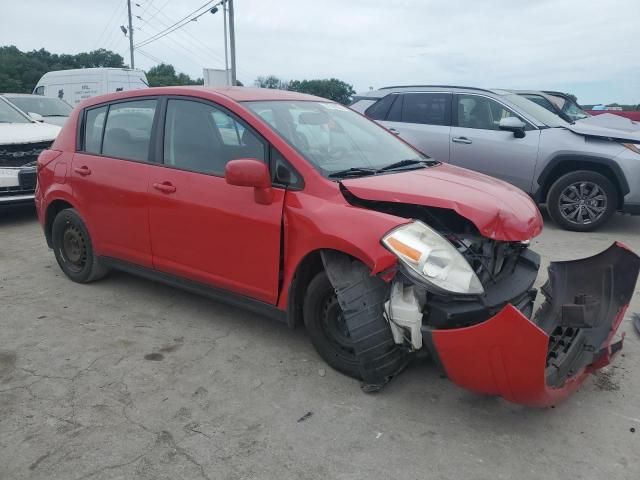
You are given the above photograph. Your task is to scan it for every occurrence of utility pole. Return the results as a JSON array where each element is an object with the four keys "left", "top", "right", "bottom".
[
  {"left": 228, "top": 0, "right": 236, "bottom": 85},
  {"left": 127, "top": 0, "right": 135, "bottom": 69},
  {"left": 223, "top": 0, "right": 230, "bottom": 85}
]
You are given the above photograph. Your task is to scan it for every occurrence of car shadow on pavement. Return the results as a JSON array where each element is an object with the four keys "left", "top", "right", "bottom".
[{"left": 0, "top": 205, "right": 38, "bottom": 226}]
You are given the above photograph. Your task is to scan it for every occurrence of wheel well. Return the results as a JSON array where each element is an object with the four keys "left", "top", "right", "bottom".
[
  {"left": 539, "top": 160, "right": 624, "bottom": 207},
  {"left": 286, "top": 251, "right": 325, "bottom": 329},
  {"left": 44, "top": 200, "right": 73, "bottom": 247}
]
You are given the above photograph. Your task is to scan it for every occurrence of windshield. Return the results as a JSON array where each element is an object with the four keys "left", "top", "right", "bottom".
[
  {"left": 244, "top": 100, "right": 427, "bottom": 176},
  {"left": 560, "top": 98, "right": 589, "bottom": 121},
  {"left": 503, "top": 94, "right": 570, "bottom": 128},
  {"left": 0, "top": 98, "right": 31, "bottom": 123},
  {"left": 7, "top": 96, "right": 72, "bottom": 117}
]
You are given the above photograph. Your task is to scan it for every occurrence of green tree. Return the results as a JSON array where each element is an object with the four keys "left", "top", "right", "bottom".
[
  {"left": 287, "top": 78, "right": 355, "bottom": 105},
  {"left": 255, "top": 75, "right": 289, "bottom": 90},
  {"left": 146, "top": 63, "right": 202, "bottom": 87},
  {"left": 0, "top": 45, "right": 125, "bottom": 93}
]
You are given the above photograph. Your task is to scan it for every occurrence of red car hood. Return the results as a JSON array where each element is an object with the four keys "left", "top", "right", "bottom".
[{"left": 341, "top": 163, "right": 543, "bottom": 242}]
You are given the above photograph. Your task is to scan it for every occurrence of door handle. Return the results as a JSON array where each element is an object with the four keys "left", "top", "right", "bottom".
[
  {"left": 388, "top": 127, "right": 400, "bottom": 135},
  {"left": 452, "top": 137, "right": 472, "bottom": 144},
  {"left": 74, "top": 166, "right": 91, "bottom": 176},
  {"left": 153, "top": 182, "right": 176, "bottom": 194}
]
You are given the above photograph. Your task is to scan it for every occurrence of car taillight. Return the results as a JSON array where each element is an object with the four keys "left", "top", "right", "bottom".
[{"left": 37, "top": 149, "right": 63, "bottom": 172}]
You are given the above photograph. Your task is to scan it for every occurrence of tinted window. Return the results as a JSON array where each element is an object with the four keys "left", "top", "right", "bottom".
[
  {"left": 163, "top": 99, "right": 265, "bottom": 176},
  {"left": 521, "top": 94, "right": 556, "bottom": 112},
  {"left": 83, "top": 106, "right": 107, "bottom": 154},
  {"left": 400, "top": 93, "right": 451, "bottom": 126},
  {"left": 364, "top": 94, "right": 397, "bottom": 120},
  {"left": 457, "top": 95, "right": 523, "bottom": 130},
  {"left": 102, "top": 99, "right": 157, "bottom": 161}
]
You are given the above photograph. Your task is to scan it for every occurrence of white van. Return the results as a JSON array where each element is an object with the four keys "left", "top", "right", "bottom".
[{"left": 33, "top": 68, "right": 149, "bottom": 106}]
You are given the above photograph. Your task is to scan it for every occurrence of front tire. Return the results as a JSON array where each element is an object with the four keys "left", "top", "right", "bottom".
[
  {"left": 546, "top": 170, "right": 617, "bottom": 231},
  {"left": 51, "top": 208, "right": 108, "bottom": 283}
]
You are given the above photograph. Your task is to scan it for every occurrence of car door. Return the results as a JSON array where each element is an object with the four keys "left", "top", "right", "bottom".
[
  {"left": 147, "top": 97, "right": 285, "bottom": 304},
  {"left": 449, "top": 94, "right": 541, "bottom": 193},
  {"left": 377, "top": 92, "right": 452, "bottom": 162},
  {"left": 71, "top": 98, "right": 158, "bottom": 267}
]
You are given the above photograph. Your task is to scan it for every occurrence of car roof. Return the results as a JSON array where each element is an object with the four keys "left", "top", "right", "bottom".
[
  {"left": 354, "top": 85, "right": 506, "bottom": 99},
  {"left": 78, "top": 86, "right": 328, "bottom": 109}
]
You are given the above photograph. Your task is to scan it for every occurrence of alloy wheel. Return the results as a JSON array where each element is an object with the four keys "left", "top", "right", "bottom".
[{"left": 558, "top": 181, "right": 607, "bottom": 225}]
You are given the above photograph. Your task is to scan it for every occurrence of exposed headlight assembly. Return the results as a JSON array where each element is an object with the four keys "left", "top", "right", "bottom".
[{"left": 382, "top": 221, "right": 484, "bottom": 295}]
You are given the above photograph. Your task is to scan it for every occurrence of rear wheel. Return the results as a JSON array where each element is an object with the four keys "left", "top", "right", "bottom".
[
  {"left": 51, "top": 208, "right": 108, "bottom": 283},
  {"left": 547, "top": 170, "right": 617, "bottom": 231}
]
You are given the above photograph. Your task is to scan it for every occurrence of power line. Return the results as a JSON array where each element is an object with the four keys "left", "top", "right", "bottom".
[
  {"left": 136, "top": 24, "right": 213, "bottom": 72},
  {"left": 134, "top": 0, "right": 219, "bottom": 49},
  {"left": 94, "top": 0, "right": 126, "bottom": 50},
  {"left": 139, "top": 1, "right": 227, "bottom": 67}
]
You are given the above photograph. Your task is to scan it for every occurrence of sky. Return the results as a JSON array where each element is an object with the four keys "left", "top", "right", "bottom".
[{"left": 2, "top": 0, "right": 639, "bottom": 105}]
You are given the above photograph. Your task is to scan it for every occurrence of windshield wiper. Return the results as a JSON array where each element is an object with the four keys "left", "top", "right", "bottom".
[
  {"left": 379, "top": 158, "right": 435, "bottom": 171},
  {"left": 328, "top": 167, "right": 378, "bottom": 178}
]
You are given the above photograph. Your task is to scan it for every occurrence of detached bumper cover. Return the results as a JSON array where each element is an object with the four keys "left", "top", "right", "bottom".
[{"left": 427, "top": 243, "right": 640, "bottom": 407}]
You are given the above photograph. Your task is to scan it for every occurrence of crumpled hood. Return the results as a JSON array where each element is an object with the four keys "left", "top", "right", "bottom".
[
  {"left": 568, "top": 114, "right": 640, "bottom": 142},
  {"left": 341, "top": 163, "right": 543, "bottom": 241},
  {"left": 0, "top": 122, "right": 61, "bottom": 145}
]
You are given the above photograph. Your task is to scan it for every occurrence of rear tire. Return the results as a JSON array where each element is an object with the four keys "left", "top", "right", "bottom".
[
  {"left": 51, "top": 208, "right": 108, "bottom": 283},
  {"left": 546, "top": 170, "right": 617, "bottom": 231}
]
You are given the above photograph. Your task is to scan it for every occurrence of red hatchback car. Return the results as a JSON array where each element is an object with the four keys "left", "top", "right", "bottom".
[{"left": 36, "top": 87, "right": 639, "bottom": 407}]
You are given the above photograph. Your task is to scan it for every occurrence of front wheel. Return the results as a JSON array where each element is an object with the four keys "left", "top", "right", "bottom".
[
  {"left": 51, "top": 208, "right": 108, "bottom": 283},
  {"left": 546, "top": 170, "right": 617, "bottom": 231}
]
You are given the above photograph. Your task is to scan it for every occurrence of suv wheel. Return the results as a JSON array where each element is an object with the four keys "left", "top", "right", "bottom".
[
  {"left": 546, "top": 170, "right": 617, "bottom": 231},
  {"left": 51, "top": 208, "right": 108, "bottom": 283}
]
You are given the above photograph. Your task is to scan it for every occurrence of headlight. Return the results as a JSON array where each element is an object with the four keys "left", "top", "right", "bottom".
[{"left": 382, "top": 221, "right": 484, "bottom": 295}]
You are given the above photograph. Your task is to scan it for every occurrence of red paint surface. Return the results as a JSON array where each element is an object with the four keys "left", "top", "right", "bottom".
[
  {"left": 342, "top": 163, "right": 543, "bottom": 241},
  {"left": 432, "top": 304, "right": 628, "bottom": 407},
  {"left": 586, "top": 110, "right": 640, "bottom": 122}
]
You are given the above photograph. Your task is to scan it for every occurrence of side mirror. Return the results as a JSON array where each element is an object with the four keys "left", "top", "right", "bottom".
[
  {"left": 499, "top": 117, "right": 527, "bottom": 138},
  {"left": 225, "top": 159, "right": 273, "bottom": 205},
  {"left": 28, "top": 112, "right": 45, "bottom": 122}
]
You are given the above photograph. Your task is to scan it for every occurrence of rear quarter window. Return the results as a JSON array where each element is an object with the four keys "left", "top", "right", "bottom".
[{"left": 83, "top": 106, "right": 108, "bottom": 154}]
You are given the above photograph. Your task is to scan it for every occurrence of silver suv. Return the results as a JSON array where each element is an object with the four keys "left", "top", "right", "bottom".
[{"left": 351, "top": 86, "right": 640, "bottom": 231}]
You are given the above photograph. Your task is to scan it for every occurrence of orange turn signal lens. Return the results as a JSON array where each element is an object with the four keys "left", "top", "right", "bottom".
[{"left": 386, "top": 237, "right": 422, "bottom": 263}]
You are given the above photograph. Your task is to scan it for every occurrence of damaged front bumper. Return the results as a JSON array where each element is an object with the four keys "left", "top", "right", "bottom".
[{"left": 422, "top": 243, "right": 640, "bottom": 407}]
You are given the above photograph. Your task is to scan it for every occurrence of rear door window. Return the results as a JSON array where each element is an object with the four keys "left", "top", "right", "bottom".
[
  {"left": 101, "top": 99, "right": 157, "bottom": 162},
  {"left": 399, "top": 93, "right": 451, "bottom": 126}
]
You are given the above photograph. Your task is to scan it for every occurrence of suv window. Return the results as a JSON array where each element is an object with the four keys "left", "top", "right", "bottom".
[
  {"left": 364, "top": 94, "right": 397, "bottom": 120},
  {"left": 457, "top": 95, "right": 524, "bottom": 130},
  {"left": 83, "top": 105, "right": 108, "bottom": 154},
  {"left": 101, "top": 99, "right": 157, "bottom": 161},
  {"left": 521, "top": 94, "right": 556, "bottom": 113},
  {"left": 163, "top": 99, "right": 265, "bottom": 176},
  {"left": 397, "top": 93, "right": 451, "bottom": 126}
]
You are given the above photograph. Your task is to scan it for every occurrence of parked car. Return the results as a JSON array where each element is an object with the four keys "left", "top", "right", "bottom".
[
  {"left": 2, "top": 93, "right": 72, "bottom": 126},
  {"left": 0, "top": 96, "right": 60, "bottom": 206},
  {"left": 36, "top": 87, "right": 639, "bottom": 407},
  {"left": 33, "top": 67, "right": 148, "bottom": 106},
  {"left": 511, "top": 90, "right": 589, "bottom": 122},
  {"left": 350, "top": 86, "right": 640, "bottom": 231}
]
